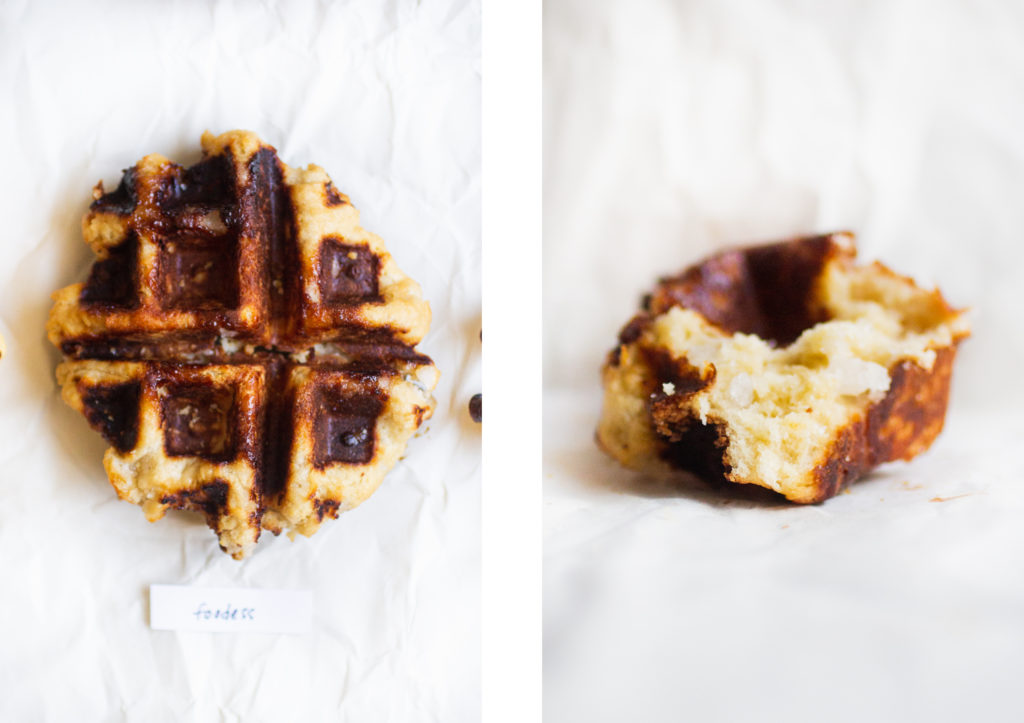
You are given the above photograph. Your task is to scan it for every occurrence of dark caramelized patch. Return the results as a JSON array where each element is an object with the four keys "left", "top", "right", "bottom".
[
  {"left": 161, "top": 383, "right": 237, "bottom": 460},
  {"left": 658, "top": 417, "right": 731, "bottom": 485},
  {"left": 306, "top": 333, "right": 434, "bottom": 368},
  {"left": 618, "top": 312, "right": 653, "bottom": 346},
  {"left": 865, "top": 347, "right": 956, "bottom": 464},
  {"left": 161, "top": 481, "right": 229, "bottom": 522},
  {"left": 163, "top": 153, "right": 236, "bottom": 211},
  {"left": 324, "top": 182, "right": 346, "bottom": 206},
  {"left": 260, "top": 356, "right": 292, "bottom": 500},
  {"left": 81, "top": 382, "right": 141, "bottom": 452},
  {"left": 80, "top": 233, "right": 140, "bottom": 309},
  {"left": 647, "top": 234, "right": 838, "bottom": 346},
  {"left": 811, "top": 422, "right": 868, "bottom": 503},
  {"left": 744, "top": 236, "right": 836, "bottom": 345},
  {"left": 61, "top": 332, "right": 220, "bottom": 361},
  {"left": 314, "top": 498, "right": 341, "bottom": 521},
  {"left": 320, "top": 239, "right": 380, "bottom": 304},
  {"left": 245, "top": 147, "right": 296, "bottom": 324},
  {"left": 313, "top": 384, "right": 386, "bottom": 467},
  {"left": 642, "top": 348, "right": 716, "bottom": 399},
  {"left": 91, "top": 168, "right": 137, "bottom": 214},
  {"left": 158, "top": 234, "right": 238, "bottom": 310},
  {"left": 648, "top": 250, "right": 765, "bottom": 337},
  {"left": 654, "top": 412, "right": 790, "bottom": 503}
]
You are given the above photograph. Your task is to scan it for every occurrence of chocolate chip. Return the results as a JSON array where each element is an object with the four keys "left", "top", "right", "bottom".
[{"left": 469, "top": 393, "right": 482, "bottom": 423}]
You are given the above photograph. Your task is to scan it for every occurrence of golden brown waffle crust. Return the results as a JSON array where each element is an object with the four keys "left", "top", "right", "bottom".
[
  {"left": 597, "top": 232, "right": 970, "bottom": 503},
  {"left": 49, "top": 130, "right": 439, "bottom": 558}
]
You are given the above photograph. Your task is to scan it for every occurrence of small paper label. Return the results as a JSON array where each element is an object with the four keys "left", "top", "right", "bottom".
[{"left": 150, "top": 584, "right": 312, "bottom": 634}]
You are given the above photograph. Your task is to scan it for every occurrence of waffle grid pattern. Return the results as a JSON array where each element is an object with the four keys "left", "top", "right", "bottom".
[{"left": 49, "top": 131, "right": 438, "bottom": 558}]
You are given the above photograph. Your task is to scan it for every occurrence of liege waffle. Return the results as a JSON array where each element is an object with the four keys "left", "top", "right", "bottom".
[{"left": 49, "top": 130, "right": 438, "bottom": 558}]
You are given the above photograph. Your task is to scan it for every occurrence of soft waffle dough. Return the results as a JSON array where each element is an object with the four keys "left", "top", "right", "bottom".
[
  {"left": 598, "top": 233, "right": 969, "bottom": 503},
  {"left": 48, "top": 130, "right": 439, "bottom": 558}
]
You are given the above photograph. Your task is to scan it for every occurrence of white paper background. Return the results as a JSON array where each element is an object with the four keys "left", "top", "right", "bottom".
[
  {"left": 544, "top": 1, "right": 1024, "bottom": 721},
  {"left": 0, "top": 1, "right": 480, "bottom": 721}
]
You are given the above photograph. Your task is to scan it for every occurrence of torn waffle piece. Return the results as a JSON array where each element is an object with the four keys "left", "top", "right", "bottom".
[
  {"left": 597, "top": 232, "right": 969, "bottom": 503},
  {"left": 49, "top": 130, "right": 439, "bottom": 558}
]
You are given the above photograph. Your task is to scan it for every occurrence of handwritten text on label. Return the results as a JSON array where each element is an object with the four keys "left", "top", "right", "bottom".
[{"left": 150, "top": 584, "right": 312, "bottom": 634}]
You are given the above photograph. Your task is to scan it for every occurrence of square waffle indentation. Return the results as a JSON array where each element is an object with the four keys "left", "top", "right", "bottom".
[
  {"left": 319, "top": 238, "right": 380, "bottom": 305},
  {"left": 158, "top": 234, "right": 239, "bottom": 311},
  {"left": 80, "top": 380, "right": 142, "bottom": 452},
  {"left": 160, "top": 382, "right": 237, "bottom": 461},
  {"left": 312, "top": 383, "right": 386, "bottom": 467},
  {"left": 158, "top": 152, "right": 236, "bottom": 211},
  {"left": 80, "top": 233, "right": 140, "bottom": 309}
]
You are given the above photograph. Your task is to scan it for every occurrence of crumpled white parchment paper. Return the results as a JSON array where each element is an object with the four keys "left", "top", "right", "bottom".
[
  {"left": 544, "top": 1, "right": 1024, "bottom": 721},
  {"left": 0, "top": 1, "right": 480, "bottom": 720}
]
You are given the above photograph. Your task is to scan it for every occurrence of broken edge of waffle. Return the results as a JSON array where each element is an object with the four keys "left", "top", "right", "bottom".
[
  {"left": 597, "top": 232, "right": 969, "bottom": 503},
  {"left": 48, "top": 130, "right": 439, "bottom": 559}
]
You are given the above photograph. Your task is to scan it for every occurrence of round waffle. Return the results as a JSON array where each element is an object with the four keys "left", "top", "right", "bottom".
[
  {"left": 49, "top": 130, "right": 439, "bottom": 558},
  {"left": 597, "top": 233, "right": 969, "bottom": 503}
]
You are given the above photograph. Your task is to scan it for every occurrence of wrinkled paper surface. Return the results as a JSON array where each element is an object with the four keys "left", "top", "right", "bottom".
[
  {"left": 0, "top": 1, "right": 480, "bottom": 720},
  {"left": 544, "top": 1, "right": 1024, "bottom": 721}
]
